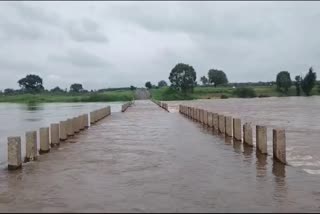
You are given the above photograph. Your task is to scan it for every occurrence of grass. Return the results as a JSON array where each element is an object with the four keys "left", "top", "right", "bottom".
[
  {"left": 151, "top": 85, "right": 320, "bottom": 101},
  {"left": 0, "top": 90, "right": 135, "bottom": 103}
]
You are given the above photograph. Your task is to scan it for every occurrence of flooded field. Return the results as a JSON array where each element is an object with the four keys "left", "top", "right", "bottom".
[
  {"left": 0, "top": 100, "right": 319, "bottom": 212},
  {"left": 0, "top": 102, "right": 123, "bottom": 167},
  {"left": 167, "top": 96, "right": 320, "bottom": 176}
]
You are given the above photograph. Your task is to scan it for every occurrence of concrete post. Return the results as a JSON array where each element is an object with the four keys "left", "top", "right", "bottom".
[
  {"left": 7, "top": 136, "right": 22, "bottom": 170},
  {"left": 243, "top": 123, "right": 253, "bottom": 146},
  {"left": 273, "top": 129, "right": 286, "bottom": 164},
  {"left": 25, "top": 131, "right": 37, "bottom": 162},
  {"left": 218, "top": 115, "right": 225, "bottom": 134},
  {"left": 200, "top": 109, "right": 204, "bottom": 123},
  {"left": 50, "top": 123, "right": 60, "bottom": 147},
  {"left": 179, "top": 105, "right": 182, "bottom": 113},
  {"left": 203, "top": 110, "right": 208, "bottom": 126},
  {"left": 59, "top": 120, "right": 67, "bottom": 141},
  {"left": 39, "top": 127, "right": 50, "bottom": 154},
  {"left": 207, "top": 112, "right": 213, "bottom": 128},
  {"left": 233, "top": 118, "right": 242, "bottom": 141},
  {"left": 213, "top": 113, "right": 219, "bottom": 131},
  {"left": 73, "top": 117, "right": 79, "bottom": 133},
  {"left": 66, "top": 118, "right": 74, "bottom": 137},
  {"left": 90, "top": 111, "right": 95, "bottom": 124},
  {"left": 225, "top": 116, "right": 233, "bottom": 137},
  {"left": 256, "top": 125, "right": 267, "bottom": 154},
  {"left": 84, "top": 114, "right": 89, "bottom": 128},
  {"left": 79, "top": 115, "right": 84, "bottom": 130}
]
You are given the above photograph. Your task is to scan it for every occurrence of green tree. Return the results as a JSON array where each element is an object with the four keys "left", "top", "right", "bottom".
[
  {"left": 200, "top": 76, "right": 209, "bottom": 86},
  {"left": 295, "top": 75, "right": 302, "bottom": 96},
  {"left": 130, "top": 85, "right": 137, "bottom": 91},
  {"left": 50, "top": 86, "right": 64, "bottom": 93},
  {"left": 301, "top": 67, "right": 317, "bottom": 96},
  {"left": 208, "top": 69, "right": 228, "bottom": 87},
  {"left": 169, "top": 63, "right": 197, "bottom": 93},
  {"left": 276, "top": 71, "right": 292, "bottom": 94},
  {"left": 17, "top": 74, "right": 44, "bottom": 93},
  {"left": 145, "top": 81, "right": 152, "bottom": 89},
  {"left": 158, "top": 80, "right": 168, "bottom": 88},
  {"left": 70, "top": 83, "right": 83, "bottom": 93}
]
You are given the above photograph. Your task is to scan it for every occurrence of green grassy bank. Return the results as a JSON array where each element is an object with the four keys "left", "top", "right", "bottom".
[
  {"left": 151, "top": 86, "right": 320, "bottom": 101},
  {"left": 0, "top": 90, "right": 135, "bottom": 103}
]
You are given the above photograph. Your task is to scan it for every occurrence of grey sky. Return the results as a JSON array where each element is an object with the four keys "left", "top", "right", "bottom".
[{"left": 0, "top": 1, "right": 319, "bottom": 90}]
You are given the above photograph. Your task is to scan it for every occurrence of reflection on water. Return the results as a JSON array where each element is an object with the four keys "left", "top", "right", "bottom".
[
  {"left": 24, "top": 103, "right": 44, "bottom": 111},
  {"left": 167, "top": 97, "right": 320, "bottom": 175}
]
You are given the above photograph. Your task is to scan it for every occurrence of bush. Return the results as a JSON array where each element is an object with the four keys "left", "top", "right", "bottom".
[
  {"left": 220, "top": 94, "right": 229, "bottom": 99},
  {"left": 233, "top": 87, "right": 256, "bottom": 98}
]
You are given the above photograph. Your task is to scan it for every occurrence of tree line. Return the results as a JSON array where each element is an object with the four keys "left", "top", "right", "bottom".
[
  {"left": 276, "top": 67, "right": 317, "bottom": 96},
  {"left": 1, "top": 74, "right": 90, "bottom": 95},
  {"left": 145, "top": 63, "right": 319, "bottom": 97}
]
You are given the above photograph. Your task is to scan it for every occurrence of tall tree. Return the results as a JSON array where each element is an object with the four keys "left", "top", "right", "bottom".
[
  {"left": 301, "top": 67, "right": 317, "bottom": 96},
  {"left": 208, "top": 69, "right": 228, "bottom": 87},
  {"left": 70, "top": 83, "right": 83, "bottom": 93},
  {"left": 158, "top": 80, "right": 168, "bottom": 88},
  {"left": 50, "top": 86, "right": 64, "bottom": 93},
  {"left": 17, "top": 74, "right": 44, "bottom": 93},
  {"left": 169, "top": 63, "right": 197, "bottom": 93},
  {"left": 295, "top": 75, "right": 302, "bottom": 96},
  {"left": 276, "top": 71, "right": 292, "bottom": 94},
  {"left": 145, "top": 81, "right": 152, "bottom": 89},
  {"left": 200, "top": 76, "right": 209, "bottom": 86}
]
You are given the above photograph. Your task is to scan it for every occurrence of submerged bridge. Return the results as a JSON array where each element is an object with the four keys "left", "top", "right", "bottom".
[{"left": 0, "top": 100, "right": 319, "bottom": 212}]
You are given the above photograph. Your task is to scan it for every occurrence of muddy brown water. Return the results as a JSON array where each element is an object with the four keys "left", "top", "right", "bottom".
[
  {"left": 0, "top": 100, "right": 319, "bottom": 212},
  {"left": 167, "top": 96, "right": 320, "bottom": 176}
]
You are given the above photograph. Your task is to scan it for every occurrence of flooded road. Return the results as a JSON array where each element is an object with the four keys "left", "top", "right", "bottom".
[
  {"left": 0, "top": 102, "right": 123, "bottom": 167},
  {"left": 0, "top": 100, "right": 319, "bottom": 212},
  {"left": 167, "top": 96, "right": 320, "bottom": 176}
]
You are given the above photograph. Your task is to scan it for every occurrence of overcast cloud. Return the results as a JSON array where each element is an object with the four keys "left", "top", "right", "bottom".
[{"left": 0, "top": 1, "right": 319, "bottom": 90}]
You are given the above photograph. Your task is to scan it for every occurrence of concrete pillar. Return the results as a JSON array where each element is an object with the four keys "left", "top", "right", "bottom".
[
  {"left": 179, "top": 105, "right": 182, "bottom": 113},
  {"left": 200, "top": 109, "right": 204, "bottom": 124},
  {"left": 273, "top": 129, "right": 286, "bottom": 164},
  {"left": 59, "top": 120, "right": 67, "bottom": 141},
  {"left": 203, "top": 110, "right": 208, "bottom": 126},
  {"left": 39, "top": 127, "right": 50, "bottom": 154},
  {"left": 79, "top": 115, "right": 84, "bottom": 130},
  {"left": 207, "top": 112, "right": 213, "bottom": 128},
  {"left": 233, "top": 118, "right": 242, "bottom": 141},
  {"left": 90, "top": 111, "right": 95, "bottom": 124},
  {"left": 213, "top": 113, "right": 219, "bottom": 131},
  {"left": 243, "top": 123, "right": 253, "bottom": 146},
  {"left": 192, "top": 108, "right": 196, "bottom": 120},
  {"left": 50, "top": 123, "right": 60, "bottom": 147},
  {"left": 7, "top": 136, "right": 22, "bottom": 170},
  {"left": 107, "top": 106, "right": 111, "bottom": 116},
  {"left": 225, "top": 116, "right": 233, "bottom": 137},
  {"left": 25, "top": 131, "right": 37, "bottom": 162},
  {"left": 67, "top": 118, "right": 74, "bottom": 136},
  {"left": 73, "top": 117, "right": 80, "bottom": 133},
  {"left": 256, "top": 125, "right": 267, "bottom": 154},
  {"left": 84, "top": 114, "right": 89, "bottom": 128},
  {"left": 218, "top": 115, "right": 225, "bottom": 134}
]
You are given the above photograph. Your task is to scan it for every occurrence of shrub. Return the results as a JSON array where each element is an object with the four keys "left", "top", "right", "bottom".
[{"left": 233, "top": 87, "right": 256, "bottom": 98}]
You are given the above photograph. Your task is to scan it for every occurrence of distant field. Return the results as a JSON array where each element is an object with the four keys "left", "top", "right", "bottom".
[
  {"left": 0, "top": 90, "right": 135, "bottom": 103},
  {"left": 151, "top": 85, "right": 320, "bottom": 101}
]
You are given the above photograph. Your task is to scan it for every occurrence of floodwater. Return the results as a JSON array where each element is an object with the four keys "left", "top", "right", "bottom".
[
  {"left": 167, "top": 96, "right": 320, "bottom": 176},
  {"left": 0, "top": 100, "right": 319, "bottom": 212},
  {"left": 0, "top": 102, "right": 123, "bottom": 167}
]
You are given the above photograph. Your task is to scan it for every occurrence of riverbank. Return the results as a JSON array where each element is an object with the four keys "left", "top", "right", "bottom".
[
  {"left": 151, "top": 85, "right": 320, "bottom": 101},
  {"left": 0, "top": 90, "right": 135, "bottom": 103}
]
